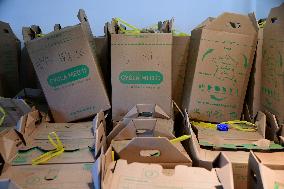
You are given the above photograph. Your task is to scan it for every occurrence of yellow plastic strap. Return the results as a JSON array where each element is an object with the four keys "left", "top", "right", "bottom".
[
  {"left": 258, "top": 20, "right": 266, "bottom": 28},
  {"left": 32, "top": 132, "right": 64, "bottom": 165},
  {"left": 114, "top": 18, "right": 140, "bottom": 34},
  {"left": 191, "top": 121, "right": 216, "bottom": 129},
  {"left": 35, "top": 34, "right": 44, "bottom": 38},
  {"left": 170, "top": 135, "right": 191, "bottom": 143},
  {"left": 0, "top": 106, "right": 6, "bottom": 126},
  {"left": 221, "top": 120, "right": 256, "bottom": 126},
  {"left": 221, "top": 120, "right": 256, "bottom": 132},
  {"left": 111, "top": 150, "right": 115, "bottom": 161}
]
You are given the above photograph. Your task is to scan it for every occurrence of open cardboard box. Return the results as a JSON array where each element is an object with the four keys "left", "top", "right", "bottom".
[
  {"left": 183, "top": 110, "right": 283, "bottom": 189},
  {"left": 248, "top": 151, "right": 284, "bottom": 189},
  {"left": 22, "top": 9, "right": 110, "bottom": 122},
  {"left": 94, "top": 146, "right": 234, "bottom": 189},
  {"left": 0, "top": 163, "right": 93, "bottom": 189},
  {"left": 107, "top": 104, "right": 174, "bottom": 145}
]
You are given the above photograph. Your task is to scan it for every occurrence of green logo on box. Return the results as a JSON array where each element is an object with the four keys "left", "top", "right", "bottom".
[
  {"left": 47, "top": 65, "right": 89, "bottom": 87},
  {"left": 119, "top": 71, "right": 163, "bottom": 84}
]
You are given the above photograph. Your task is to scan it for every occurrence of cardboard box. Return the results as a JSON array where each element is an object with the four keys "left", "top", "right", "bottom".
[
  {"left": 0, "top": 98, "right": 31, "bottom": 132},
  {"left": 246, "top": 27, "right": 263, "bottom": 118},
  {"left": 183, "top": 111, "right": 282, "bottom": 189},
  {"left": 0, "top": 21, "right": 20, "bottom": 97},
  {"left": 172, "top": 36, "right": 190, "bottom": 107},
  {"left": 22, "top": 9, "right": 110, "bottom": 122},
  {"left": 111, "top": 33, "right": 173, "bottom": 121},
  {"left": 182, "top": 13, "right": 258, "bottom": 122},
  {"left": 0, "top": 163, "right": 93, "bottom": 189},
  {"left": 0, "top": 179, "right": 21, "bottom": 189},
  {"left": 261, "top": 3, "right": 284, "bottom": 124},
  {"left": 107, "top": 104, "right": 173, "bottom": 146},
  {"left": 94, "top": 147, "right": 234, "bottom": 189},
  {"left": 248, "top": 151, "right": 284, "bottom": 189}
]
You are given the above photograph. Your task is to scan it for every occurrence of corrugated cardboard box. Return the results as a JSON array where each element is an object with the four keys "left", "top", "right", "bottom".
[
  {"left": 0, "top": 163, "right": 93, "bottom": 189},
  {"left": 172, "top": 36, "right": 190, "bottom": 107},
  {"left": 182, "top": 13, "right": 258, "bottom": 123},
  {"left": 184, "top": 111, "right": 283, "bottom": 189},
  {"left": 22, "top": 9, "right": 110, "bottom": 122},
  {"left": 111, "top": 33, "right": 173, "bottom": 121},
  {"left": 248, "top": 151, "right": 284, "bottom": 189},
  {"left": 261, "top": 3, "right": 284, "bottom": 125},
  {"left": 94, "top": 147, "right": 234, "bottom": 189},
  {"left": 0, "top": 21, "right": 21, "bottom": 97}
]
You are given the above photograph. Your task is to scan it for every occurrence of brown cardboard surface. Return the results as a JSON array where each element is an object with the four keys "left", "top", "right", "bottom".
[
  {"left": 0, "top": 129, "right": 25, "bottom": 164},
  {"left": 113, "top": 118, "right": 174, "bottom": 141},
  {"left": 0, "top": 98, "right": 31, "bottom": 131},
  {"left": 111, "top": 33, "right": 173, "bottom": 121},
  {"left": 0, "top": 163, "right": 93, "bottom": 189},
  {"left": 112, "top": 137, "right": 192, "bottom": 168},
  {"left": 183, "top": 12, "right": 258, "bottom": 122},
  {"left": 246, "top": 27, "right": 263, "bottom": 117},
  {"left": 193, "top": 111, "right": 266, "bottom": 146},
  {"left": 248, "top": 151, "right": 284, "bottom": 189},
  {"left": 0, "top": 21, "right": 20, "bottom": 97},
  {"left": 261, "top": 3, "right": 284, "bottom": 125},
  {"left": 172, "top": 36, "right": 190, "bottom": 107},
  {"left": 23, "top": 10, "right": 110, "bottom": 122},
  {"left": 184, "top": 111, "right": 281, "bottom": 189},
  {"left": 98, "top": 152, "right": 233, "bottom": 189},
  {"left": 93, "top": 36, "right": 111, "bottom": 97}
]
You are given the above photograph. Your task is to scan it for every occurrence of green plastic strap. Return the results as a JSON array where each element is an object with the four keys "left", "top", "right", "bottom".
[
  {"left": 114, "top": 18, "right": 140, "bottom": 34},
  {"left": 0, "top": 106, "right": 6, "bottom": 126}
]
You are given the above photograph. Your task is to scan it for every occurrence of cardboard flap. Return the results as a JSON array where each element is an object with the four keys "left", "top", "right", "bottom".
[
  {"left": 93, "top": 111, "right": 106, "bottom": 130},
  {"left": 212, "top": 152, "right": 234, "bottom": 189},
  {"left": 255, "top": 111, "right": 266, "bottom": 138},
  {"left": 0, "top": 21, "right": 19, "bottom": 40},
  {"left": 0, "top": 129, "right": 25, "bottom": 163},
  {"left": 124, "top": 104, "right": 170, "bottom": 119},
  {"left": 118, "top": 137, "right": 191, "bottom": 164},
  {"left": 108, "top": 160, "right": 222, "bottom": 188},
  {"left": 204, "top": 12, "right": 257, "bottom": 35},
  {"left": 77, "top": 9, "right": 88, "bottom": 23},
  {"left": 248, "top": 151, "right": 264, "bottom": 189},
  {"left": 265, "top": 3, "right": 284, "bottom": 31},
  {"left": 265, "top": 111, "right": 280, "bottom": 141},
  {"left": 95, "top": 120, "right": 107, "bottom": 157},
  {"left": 22, "top": 25, "right": 42, "bottom": 42},
  {"left": 113, "top": 119, "right": 175, "bottom": 140}
]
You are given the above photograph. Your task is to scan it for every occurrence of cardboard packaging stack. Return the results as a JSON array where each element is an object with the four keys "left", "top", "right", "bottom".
[
  {"left": 0, "top": 21, "right": 21, "bottom": 97},
  {"left": 0, "top": 3, "right": 284, "bottom": 189},
  {"left": 0, "top": 109, "right": 94, "bottom": 188},
  {"left": 22, "top": 10, "right": 110, "bottom": 122},
  {"left": 93, "top": 104, "right": 235, "bottom": 189},
  {"left": 180, "top": 9, "right": 284, "bottom": 189}
]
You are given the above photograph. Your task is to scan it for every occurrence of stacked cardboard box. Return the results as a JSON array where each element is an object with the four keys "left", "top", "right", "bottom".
[
  {"left": 22, "top": 10, "right": 110, "bottom": 122},
  {"left": 93, "top": 104, "right": 235, "bottom": 189},
  {"left": 0, "top": 109, "right": 94, "bottom": 188}
]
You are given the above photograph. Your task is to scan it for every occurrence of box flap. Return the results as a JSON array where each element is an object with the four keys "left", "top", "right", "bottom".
[
  {"left": 0, "top": 163, "right": 93, "bottom": 189},
  {"left": 106, "top": 160, "right": 224, "bottom": 189},
  {"left": 123, "top": 104, "right": 170, "bottom": 119},
  {"left": 116, "top": 137, "right": 191, "bottom": 166},
  {"left": 204, "top": 12, "right": 258, "bottom": 35},
  {"left": 113, "top": 118, "right": 174, "bottom": 140},
  {"left": 264, "top": 111, "right": 280, "bottom": 141},
  {"left": 264, "top": 3, "right": 284, "bottom": 38},
  {"left": 0, "top": 129, "right": 25, "bottom": 163},
  {"left": 94, "top": 112, "right": 107, "bottom": 157}
]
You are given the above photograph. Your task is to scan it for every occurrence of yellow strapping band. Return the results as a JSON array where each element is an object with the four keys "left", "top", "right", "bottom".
[
  {"left": 170, "top": 135, "right": 191, "bottom": 143},
  {"left": 32, "top": 132, "right": 64, "bottom": 165},
  {"left": 114, "top": 18, "right": 140, "bottom": 34},
  {"left": 0, "top": 106, "right": 6, "bottom": 126}
]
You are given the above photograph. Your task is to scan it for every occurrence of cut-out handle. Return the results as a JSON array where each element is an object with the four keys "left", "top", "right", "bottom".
[
  {"left": 271, "top": 17, "right": 279, "bottom": 24},
  {"left": 140, "top": 150, "right": 161, "bottom": 157},
  {"left": 229, "top": 22, "right": 241, "bottom": 28},
  {"left": 138, "top": 112, "right": 153, "bottom": 117}
]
